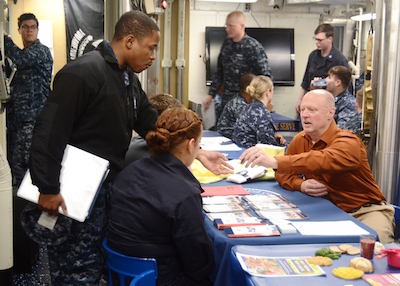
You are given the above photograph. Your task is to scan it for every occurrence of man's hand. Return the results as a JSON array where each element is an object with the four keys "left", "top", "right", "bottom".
[
  {"left": 202, "top": 95, "right": 213, "bottom": 111},
  {"left": 295, "top": 88, "right": 306, "bottom": 114},
  {"left": 196, "top": 149, "right": 234, "bottom": 175},
  {"left": 300, "top": 179, "right": 328, "bottom": 197},
  {"left": 239, "top": 146, "right": 278, "bottom": 169},
  {"left": 275, "top": 133, "right": 286, "bottom": 145},
  {"left": 38, "top": 193, "right": 68, "bottom": 216}
]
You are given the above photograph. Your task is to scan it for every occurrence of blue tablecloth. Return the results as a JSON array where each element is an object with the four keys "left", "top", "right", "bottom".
[
  {"left": 230, "top": 243, "right": 400, "bottom": 286},
  {"left": 204, "top": 180, "right": 378, "bottom": 286}
]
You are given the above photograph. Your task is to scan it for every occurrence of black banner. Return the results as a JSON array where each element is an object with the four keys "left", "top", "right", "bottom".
[{"left": 64, "top": 0, "right": 104, "bottom": 61}]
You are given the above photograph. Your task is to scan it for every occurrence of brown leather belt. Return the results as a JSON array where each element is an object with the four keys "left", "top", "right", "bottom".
[{"left": 348, "top": 201, "right": 388, "bottom": 213}]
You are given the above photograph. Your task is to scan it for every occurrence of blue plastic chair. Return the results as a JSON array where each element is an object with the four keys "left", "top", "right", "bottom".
[{"left": 102, "top": 239, "right": 158, "bottom": 286}]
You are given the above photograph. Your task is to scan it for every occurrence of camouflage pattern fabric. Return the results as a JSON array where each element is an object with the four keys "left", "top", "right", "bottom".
[
  {"left": 344, "top": 112, "right": 362, "bottom": 136},
  {"left": 217, "top": 93, "right": 248, "bottom": 139},
  {"left": 334, "top": 90, "right": 357, "bottom": 130},
  {"left": 4, "top": 37, "right": 53, "bottom": 189},
  {"left": 208, "top": 34, "right": 272, "bottom": 120},
  {"left": 232, "top": 100, "right": 279, "bottom": 148},
  {"left": 47, "top": 183, "right": 111, "bottom": 286}
]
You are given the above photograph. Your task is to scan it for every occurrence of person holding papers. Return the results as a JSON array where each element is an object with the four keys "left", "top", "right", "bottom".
[
  {"left": 232, "top": 75, "right": 286, "bottom": 148},
  {"left": 240, "top": 89, "right": 395, "bottom": 243},
  {"left": 107, "top": 108, "right": 215, "bottom": 286},
  {"left": 27, "top": 11, "right": 230, "bottom": 286}
]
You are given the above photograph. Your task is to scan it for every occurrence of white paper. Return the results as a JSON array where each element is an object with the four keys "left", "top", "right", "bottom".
[
  {"left": 17, "top": 145, "right": 110, "bottom": 222},
  {"left": 291, "top": 220, "right": 370, "bottom": 236},
  {"left": 37, "top": 212, "right": 58, "bottom": 230},
  {"left": 201, "top": 100, "right": 216, "bottom": 130}
]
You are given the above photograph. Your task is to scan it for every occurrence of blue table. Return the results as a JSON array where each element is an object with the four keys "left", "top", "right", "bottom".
[
  {"left": 230, "top": 243, "right": 400, "bottom": 286},
  {"left": 204, "top": 180, "right": 378, "bottom": 286},
  {"left": 202, "top": 130, "right": 245, "bottom": 159}
]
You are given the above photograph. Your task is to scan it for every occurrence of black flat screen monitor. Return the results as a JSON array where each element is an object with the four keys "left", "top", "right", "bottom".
[{"left": 205, "top": 27, "right": 295, "bottom": 86}]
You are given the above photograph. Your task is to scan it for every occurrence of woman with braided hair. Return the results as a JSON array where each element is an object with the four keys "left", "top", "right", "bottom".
[{"left": 107, "top": 107, "right": 215, "bottom": 286}]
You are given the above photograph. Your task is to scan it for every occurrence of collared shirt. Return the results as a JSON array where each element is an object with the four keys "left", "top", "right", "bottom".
[
  {"left": 334, "top": 89, "right": 357, "bottom": 129},
  {"left": 301, "top": 44, "right": 349, "bottom": 91},
  {"left": 275, "top": 121, "right": 386, "bottom": 212},
  {"left": 208, "top": 34, "right": 272, "bottom": 98},
  {"left": 344, "top": 112, "right": 362, "bottom": 135},
  {"left": 217, "top": 92, "right": 248, "bottom": 139},
  {"left": 232, "top": 100, "right": 279, "bottom": 148}
]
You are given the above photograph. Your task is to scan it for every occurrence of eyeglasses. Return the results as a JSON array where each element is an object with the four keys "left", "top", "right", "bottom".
[
  {"left": 20, "top": 25, "right": 38, "bottom": 31},
  {"left": 313, "top": 36, "right": 327, "bottom": 43}
]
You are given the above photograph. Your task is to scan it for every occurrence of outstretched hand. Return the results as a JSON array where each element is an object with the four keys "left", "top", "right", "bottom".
[
  {"left": 196, "top": 149, "right": 234, "bottom": 175},
  {"left": 239, "top": 146, "right": 278, "bottom": 169}
]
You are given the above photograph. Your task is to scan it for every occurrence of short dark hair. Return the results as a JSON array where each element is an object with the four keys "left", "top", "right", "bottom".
[
  {"left": 239, "top": 74, "right": 255, "bottom": 91},
  {"left": 149, "top": 93, "right": 184, "bottom": 115},
  {"left": 328, "top": 66, "right": 352, "bottom": 89},
  {"left": 314, "top": 23, "right": 334, "bottom": 38},
  {"left": 113, "top": 10, "right": 159, "bottom": 41},
  {"left": 18, "top": 13, "right": 38, "bottom": 28}
]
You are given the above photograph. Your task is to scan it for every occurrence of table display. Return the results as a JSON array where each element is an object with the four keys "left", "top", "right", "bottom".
[{"left": 230, "top": 243, "right": 400, "bottom": 286}]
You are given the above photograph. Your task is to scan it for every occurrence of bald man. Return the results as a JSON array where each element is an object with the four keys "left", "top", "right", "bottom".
[
  {"left": 240, "top": 89, "right": 395, "bottom": 243},
  {"left": 202, "top": 11, "right": 272, "bottom": 123}
]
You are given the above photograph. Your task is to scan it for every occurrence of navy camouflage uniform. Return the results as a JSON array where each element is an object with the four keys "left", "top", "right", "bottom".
[
  {"left": 209, "top": 34, "right": 272, "bottom": 120},
  {"left": 232, "top": 100, "right": 280, "bottom": 148},
  {"left": 216, "top": 92, "right": 248, "bottom": 139},
  {"left": 4, "top": 37, "right": 53, "bottom": 189},
  {"left": 301, "top": 44, "right": 349, "bottom": 91},
  {"left": 344, "top": 112, "right": 362, "bottom": 136},
  {"left": 334, "top": 89, "right": 357, "bottom": 130}
]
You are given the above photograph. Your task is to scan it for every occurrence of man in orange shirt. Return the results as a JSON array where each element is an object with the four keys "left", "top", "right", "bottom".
[{"left": 240, "top": 89, "right": 394, "bottom": 243}]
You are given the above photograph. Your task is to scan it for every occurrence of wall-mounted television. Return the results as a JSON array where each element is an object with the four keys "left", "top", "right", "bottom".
[{"left": 205, "top": 27, "right": 295, "bottom": 86}]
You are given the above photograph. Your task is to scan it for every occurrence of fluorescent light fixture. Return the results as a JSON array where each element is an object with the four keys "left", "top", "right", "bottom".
[
  {"left": 198, "top": 0, "right": 257, "bottom": 2},
  {"left": 351, "top": 13, "right": 377, "bottom": 21}
]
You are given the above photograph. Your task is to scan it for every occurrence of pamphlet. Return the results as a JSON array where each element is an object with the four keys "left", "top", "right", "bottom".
[
  {"left": 201, "top": 185, "right": 250, "bottom": 197},
  {"left": 256, "top": 209, "right": 308, "bottom": 220},
  {"left": 203, "top": 203, "right": 246, "bottom": 213},
  {"left": 235, "top": 253, "right": 325, "bottom": 277},
  {"left": 205, "top": 211, "right": 252, "bottom": 221},
  {"left": 202, "top": 195, "right": 242, "bottom": 205},
  {"left": 291, "top": 220, "right": 370, "bottom": 236},
  {"left": 225, "top": 224, "right": 281, "bottom": 238},
  {"left": 214, "top": 217, "right": 267, "bottom": 230},
  {"left": 363, "top": 273, "right": 400, "bottom": 285}
]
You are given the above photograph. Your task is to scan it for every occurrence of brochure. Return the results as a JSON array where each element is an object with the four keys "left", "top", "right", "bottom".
[
  {"left": 363, "top": 273, "right": 400, "bottom": 285},
  {"left": 235, "top": 253, "right": 325, "bottom": 277},
  {"left": 256, "top": 209, "right": 308, "bottom": 220},
  {"left": 225, "top": 224, "right": 281, "bottom": 238},
  {"left": 202, "top": 195, "right": 242, "bottom": 205},
  {"left": 201, "top": 185, "right": 250, "bottom": 197},
  {"left": 205, "top": 211, "right": 252, "bottom": 221},
  {"left": 203, "top": 203, "right": 246, "bottom": 213},
  {"left": 214, "top": 217, "right": 267, "bottom": 230}
]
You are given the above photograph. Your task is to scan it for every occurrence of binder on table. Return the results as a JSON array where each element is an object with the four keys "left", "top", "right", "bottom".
[{"left": 17, "top": 144, "right": 110, "bottom": 223}]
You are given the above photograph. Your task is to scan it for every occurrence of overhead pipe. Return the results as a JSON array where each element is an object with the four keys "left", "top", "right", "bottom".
[
  {"left": 162, "top": 0, "right": 174, "bottom": 94},
  {"left": 175, "top": 0, "right": 185, "bottom": 103}
]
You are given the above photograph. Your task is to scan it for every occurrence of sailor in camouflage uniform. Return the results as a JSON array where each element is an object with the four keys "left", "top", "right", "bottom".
[
  {"left": 232, "top": 75, "right": 286, "bottom": 148},
  {"left": 217, "top": 73, "right": 254, "bottom": 139},
  {"left": 202, "top": 11, "right": 272, "bottom": 123},
  {"left": 322, "top": 66, "right": 357, "bottom": 130},
  {"left": 4, "top": 13, "right": 53, "bottom": 189},
  {"left": 345, "top": 88, "right": 363, "bottom": 136}
]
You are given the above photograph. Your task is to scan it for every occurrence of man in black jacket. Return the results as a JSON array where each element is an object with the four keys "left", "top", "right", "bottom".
[{"left": 29, "top": 11, "right": 159, "bottom": 285}]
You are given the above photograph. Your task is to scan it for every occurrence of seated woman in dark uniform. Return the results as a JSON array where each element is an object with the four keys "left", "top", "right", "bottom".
[{"left": 107, "top": 107, "right": 215, "bottom": 286}]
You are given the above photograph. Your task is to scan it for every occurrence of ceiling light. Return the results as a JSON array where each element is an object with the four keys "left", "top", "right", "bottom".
[{"left": 351, "top": 13, "right": 377, "bottom": 21}]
